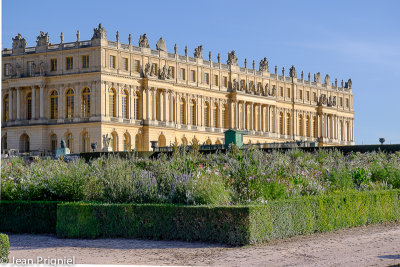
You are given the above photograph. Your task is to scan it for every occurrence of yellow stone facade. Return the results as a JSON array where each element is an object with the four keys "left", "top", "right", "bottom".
[{"left": 1, "top": 25, "right": 355, "bottom": 154}]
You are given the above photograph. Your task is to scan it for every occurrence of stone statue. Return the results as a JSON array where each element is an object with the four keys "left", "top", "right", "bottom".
[
  {"left": 142, "top": 63, "right": 151, "bottom": 78},
  {"left": 36, "top": 31, "right": 49, "bottom": 47},
  {"left": 91, "top": 23, "right": 107, "bottom": 40},
  {"left": 314, "top": 72, "right": 321, "bottom": 83},
  {"left": 308, "top": 72, "right": 311, "bottom": 81},
  {"left": 150, "top": 64, "right": 156, "bottom": 76},
  {"left": 138, "top": 34, "right": 150, "bottom": 48},
  {"left": 61, "top": 139, "right": 66, "bottom": 148},
  {"left": 271, "top": 85, "right": 276, "bottom": 96},
  {"left": 289, "top": 65, "right": 297, "bottom": 78},
  {"left": 159, "top": 65, "right": 168, "bottom": 80},
  {"left": 335, "top": 78, "right": 338, "bottom": 87},
  {"left": 76, "top": 30, "right": 80, "bottom": 42},
  {"left": 60, "top": 32, "right": 64, "bottom": 44},
  {"left": 128, "top": 33, "right": 132, "bottom": 45},
  {"left": 12, "top": 33, "right": 27, "bottom": 50},
  {"left": 282, "top": 67, "right": 285, "bottom": 76},
  {"left": 39, "top": 61, "right": 48, "bottom": 76},
  {"left": 217, "top": 53, "right": 221, "bottom": 63},
  {"left": 301, "top": 71, "right": 304, "bottom": 79},
  {"left": 116, "top": 31, "right": 119, "bottom": 42},
  {"left": 156, "top": 37, "right": 167, "bottom": 52},
  {"left": 209, "top": 51, "right": 212, "bottom": 61},
  {"left": 167, "top": 66, "right": 173, "bottom": 79},
  {"left": 232, "top": 79, "right": 238, "bottom": 90},
  {"left": 174, "top": 43, "right": 177, "bottom": 54},
  {"left": 227, "top": 50, "right": 238, "bottom": 66},
  {"left": 274, "top": 65, "right": 277, "bottom": 74},
  {"left": 318, "top": 94, "right": 327, "bottom": 105},
  {"left": 244, "top": 58, "right": 247, "bottom": 68},
  {"left": 341, "top": 80, "right": 344, "bottom": 87},
  {"left": 193, "top": 45, "right": 203, "bottom": 59},
  {"left": 103, "top": 134, "right": 112, "bottom": 152},
  {"left": 252, "top": 60, "right": 255, "bottom": 70},
  {"left": 259, "top": 57, "right": 269, "bottom": 72},
  {"left": 265, "top": 84, "right": 269, "bottom": 96},
  {"left": 324, "top": 74, "right": 330, "bottom": 85},
  {"left": 345, "top": 79, "right": 352, "bottom": 89},
  {"left": 185, "top": 46, "right": 188, "bottom": 56},
  {"left": 56, "top": 139, "right": 70, "bottom": 157}
]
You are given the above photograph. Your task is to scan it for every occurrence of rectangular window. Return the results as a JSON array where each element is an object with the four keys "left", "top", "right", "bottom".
[
  {"left": 66, "top": 57, "right": 73, "bottom": 70},
  {"left": 340, "top": 97, "right": 343, "bottom": 107},
  {"left": 223, "top": 76, "right": 228, "bottom": 87},
  {"left": 346, "top": 98, "right": 349, "bottom": 108},
  {"left": 191, "top": 70, "right": 196, "bottom": 82},
  {"left": 50, "top": 59, "right": 57, "bottom": 71},
  {"left": 299, "top": 90, "right": 303, "bottom": 100},
  {"left": 313, "top": 92, "right": 317, "bottom": 102},
  {"left": 110, "top": 55, "right": 116, "bottom": 69},
  {"left": 4, "top": 64, "right": 10, "bottom": 76},
  {"left": 180, "top": 68, "right": 186, "bottom": 80},
  {"left": 306, "top": 91, "right": 310, "bottom": 101},
  {"left": 122, "top": 57, "right": 128, "bottom": 71},
  {"left": 280, "top": 87, "right": 284, "bottom": 97},
  {"left": 171, "top": 66, "right": 175, "bottom": 78},
  {"left": 134, "top": 60, "right": 140, "bottom": 73},
  {"left": 82, "top": 55, "right": 89, "bottom": 68},
  {"left": 204, "top": 73, "right": 210, "bottom": 85},
  {"left": 214, "top": 74, "right": 219, "bottom": 86},
  {"left": 27, "top": 61, "right": 35, "bottom": 76},
  {"left": 287, "top": 88, "right": 291, "bottom": 98}
]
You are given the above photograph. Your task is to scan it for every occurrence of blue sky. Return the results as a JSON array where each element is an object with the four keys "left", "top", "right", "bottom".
[{"left": 3, "top": 0, "right": 400, "bottom": 144}]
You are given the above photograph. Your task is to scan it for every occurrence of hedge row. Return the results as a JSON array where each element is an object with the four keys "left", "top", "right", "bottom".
[
  {"left": 1, "top": 191, "right": 399, "bottom": 245},
  {"left": 0, "top": 201, "right": 58, "bottom": 234},
  {"left": 57, "top": 190, "right": 400, "bottom": 245},
  {"left": 0, "top": 233, "right": 9, "bottom": 264}
]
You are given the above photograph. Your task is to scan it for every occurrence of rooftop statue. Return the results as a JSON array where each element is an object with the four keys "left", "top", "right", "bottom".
[
  {"left": 193, "top": 45, "right": 203, "bottom": 59},
  {"left": 156, "top": 37, "right": 167, "bottom": 52},
  {"left": 138, "top": 34, "right": 150, "bottom": 48},
  {"left": 227, "top": 50, "right": 238, "bottom": 66},
  {"left": 314, "top": 72, "right": 321, "bottom": 83},
  {"left": 142, "top": 62, "right": 151, "bottom": 78},
  {"left": 259, "top": 57, "right": 269, "bottom": 72},
  {"left": 345, "top": 78, "right": 352, "bottom": 89},
  {"left": 36, "top": 31, "right": 50, "bottom": 47},
  {"left": 324, "top": 74, "right": 330, "bottom": 85},
  {"left": 91, "top": 23, "right": 107, "bottom": 40},
  {"left": 12, "top": 33, "right": 27, "bottom": 50},
  {"left": 289, "top": 65, "right": 297, "bottom": 78}
]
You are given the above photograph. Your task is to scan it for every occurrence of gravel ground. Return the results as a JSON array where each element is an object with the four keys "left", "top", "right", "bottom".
[{"left": 7, "top": 222, "right": 400, "bottom": 266}]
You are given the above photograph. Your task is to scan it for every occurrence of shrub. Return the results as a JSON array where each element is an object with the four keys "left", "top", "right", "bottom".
[{"left": 0, "top": 233, "right": 9, "bottom": 264}]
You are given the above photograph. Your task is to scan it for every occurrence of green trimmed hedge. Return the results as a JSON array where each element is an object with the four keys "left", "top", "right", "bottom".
[
  {"left": 0, "top": 233, "right": 9, "bottom": 264},
  {"left": 57, "top": 190, "right": 400, "bottom": 245},
  {"left": 0, "top": 201, "right": 58, "bottom": 234}
]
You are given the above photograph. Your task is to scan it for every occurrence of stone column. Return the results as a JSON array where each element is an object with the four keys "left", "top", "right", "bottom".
[
  {"left": 31, "top": 87, "right": 36, "bottom": 119},
  {"left": 152, "top": 89, "right": 156, "bottom": 121},
  {"left": 242, "top": 102, "right": 246, "bottom": 130},
  {"left": 39, "top": 85, "right": 44, "bottom": 119},
  {"left": 258, "top": 104, "right": 262, "bottom": 132},
  {"left": 145, "top": 88, "right": 150, "bottom": 120},
  {"left": 250, "top": 103, "right": 254, "bottom": 130},
  {"left": 235, "top": 101, "right": 239, "bottom": 129},
  {"left": 274, "top": 106, "right": 278, "bottom": 133},
  {"left": 8, "top": 89, "right": 13, "bottom": 121},
  {"left": 16, "top": 88, "right": 21, "bottom": 120},
  {"left": 163, "top": 90, "right": 167, "bottom": 122},
  {"left": 169, "top": 91, "right": 173, "bottom": 122}
]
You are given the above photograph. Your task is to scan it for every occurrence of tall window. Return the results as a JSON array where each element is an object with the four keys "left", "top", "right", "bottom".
[
  {"left": 222, "top": 104, "right": 228, "bottom": 129},
  {"left": 134, "top": 60, "right": 140, "bottom": 73},
  {"left": 223, "top": 76, "right": 228, "bottom": 87},
  {"left": 51, "top": 134, "right": 57, "bottom": 155},
  {"left": 299, "top": 115, "right": 304, "bottom": 136},
  {"left": 286, "top": 113, "right": 291, "bottom": 135},
  {"left": 109, "top": 88, "right": 116, "bottom": 117},
  {"left": 123, "top": 133, "right": 131, "bottom": 151},
  {"left": 204, "top": 102, "right": 210, "bottom": 127},
  {"left": 306, "top": 116, "right": 310, "bottom": 137},
  {"left": 180, "top": 68, "right": 186, "bottom": 80},
  {"left": 204, "top": 73, "right": 210, "bottom": 85},
  {"left": 110, "top": 55, "right": 116, "bottom": 69},
  {"left": 4, "top": 64, "right": 10, "bottom": 76},
  {"left": 313, "top": 92, "right": 317, "bottom": 102},
  {"left": 213, "top": 103, "right": 219, "bottom": 128},
  {"left": 66, "top": 88, "right": 74, "bottom": 118},
  {"left": 122, "top": 58, "right": 128, "bottom": 71},
  {"left": 287, "top": 88, "right": 291, "bottom": 98},
  {"left": 190, "top": 99, "right": 196, "bottom": 125},
  {"left": 66, "top": 133, "right": 73, "bottom": 151},
  {"left": 82, "top": 55, "right": 89, "bottom": 68},
  {"left": 3, "top": 95, "right": 9, "bottom": 122},
  {"left": 280, "top": 87, "right": 284, "bottom": 97},
  {"left": 27, "top": 61, "right": 34, "bottom": 76},
  {"left": 306, "top": 91, "right": 310, "bottom": 101},
  {"left": 214, "top": 74, "right": 219, "bottom": 86},
  {"left": 26, "top": 92, "right": 32, "bottom": 120},
  {"left": 279, "top": 112, "right": 284, "bottom": 135},
  {"left": 82, "top": 132, "right": 90, "bottom": 152},
  {"left": 50, "top": 59, "right": 57, "bottom": 71},
  {"left": 122, "top": 89, "right": 128, "bottom": 119},
  {"left": 134, "top": 92, "right": 140, "bottom": 119},
  {"left": 111, "top": 132, "right": 118, "bottom": 151},
  {"left": 313, "top": 116, "right": 317, "bottom": 137},
  {"left": 191, "top": 70, "right": 196, "bottom": 82},
  {"left": 346, "top": 98, "right": 349, "bottom": 108},
  {"left": 66, "top": 57, "right": 73, "bottom": 70},
  {"left": 50, "top": 90, "right": 58, "bottom": 119},
  {"left": 82, "top": 88, "right": 91, "bottom": 117},
  {"left": 170, "top": 66, "right": 175, "bottom": 78},
  {"left": 180, "top": 98, "right": 186, "bottom": 124},
  {"left": 299, "top": 90, "right": 303, "bottom": 100}
]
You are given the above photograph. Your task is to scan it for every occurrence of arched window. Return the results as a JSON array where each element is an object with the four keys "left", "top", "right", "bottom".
[
  {"left": 19, "top": 134, "right": 30, "bottom": 152},
  {"left": 204, "top": 101, "right": 210, "bottom": 127},
  {"left": 3, "top": 94, "right": 9, "bottom": 122},
  {"left": 26, "top": 92, "right": 32, "bottom": 120},
  {"left": 123, "top": 132, "right": 131, "bottom": 151},
  {"left": 190, "top": 99, "right": 196, "bottom": 125},
  {"left": 51, "top": 134, "right": 57, "bottom": 155},
  {"left": 135, "top": 133, "right": 142, "bottom": 151},
  {"left": 299, "top": 114, "right": 304, "bottom": 136},
  {"left": 50, "top": 90, "right": 58, "bottom": 119},
  {"left": 82, "top": 132, "right": 90, "bottom": 152},
  {"left": 122, "top": 89, "right": 129, "bottom": 119},
  {"left": 279, "top": 112, "right": 284, "bottom": 135},
  {"left": 222, "top": 104, "right": 228, "bottom": 129},
  {"left": 180, "top": 97, "right": 186, "bottom": 124},
  {"left": 134, "top": 91, "right": 141, "bottom": 120},
  {"left": 66, "top": 89, "right": 75, "bottom": 118},
  {"left": 158, "top": 134, "right": 166, "bottom": 147},
  {"left": 286, "top": 113, "right": 291, "bottom": 136},
  {"left": 111, "top": 132, "right": 118, "bottom": 151},
  {"left": 313, "top": 116, "right": 318, "bottom": 137},
  {"left": 213, "top": 103, "right": 219, "bottom": 128},
  {"left": 109, "top": 88, "right": 116, "bottom": 117},
  {"left": 66, "top": 133, "right": 73, "bottom": 151},
  {"left": 82, "top": 87, "right": 91, "bottom": 118},
  {"left": 306, "top": 115, "right": 310, "bottom": 137}
]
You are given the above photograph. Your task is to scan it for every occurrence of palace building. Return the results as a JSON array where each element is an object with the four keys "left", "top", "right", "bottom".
[{"left": 1, "top": 24, "right": 355, "bottom": 154}]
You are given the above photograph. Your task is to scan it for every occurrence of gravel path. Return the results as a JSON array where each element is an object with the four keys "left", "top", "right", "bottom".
[{"left": 8, "top": 222, "right": 400, "bottom": 266}]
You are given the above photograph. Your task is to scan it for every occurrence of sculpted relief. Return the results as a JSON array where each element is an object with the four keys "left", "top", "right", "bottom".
[
  {"left": 12, "top": 33, "right": 27, "bottom": 50},
  {"left": 259, "top": 57, "right": 269, "bottom": 72},
  {"left": 227, "top": 50, "right": 238, "bottom": 66},
  {"left": 138, "top": 34, "right": 150, "bottom": 48},
  {"left": 91, "top": 23, "right": 107, "bottom": 40},
  {"left": 193, "top": 45, "right": 203, "bottom": 59},
  {"left": 36, "top": 31, "right": 49, "bottom": 47}
]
